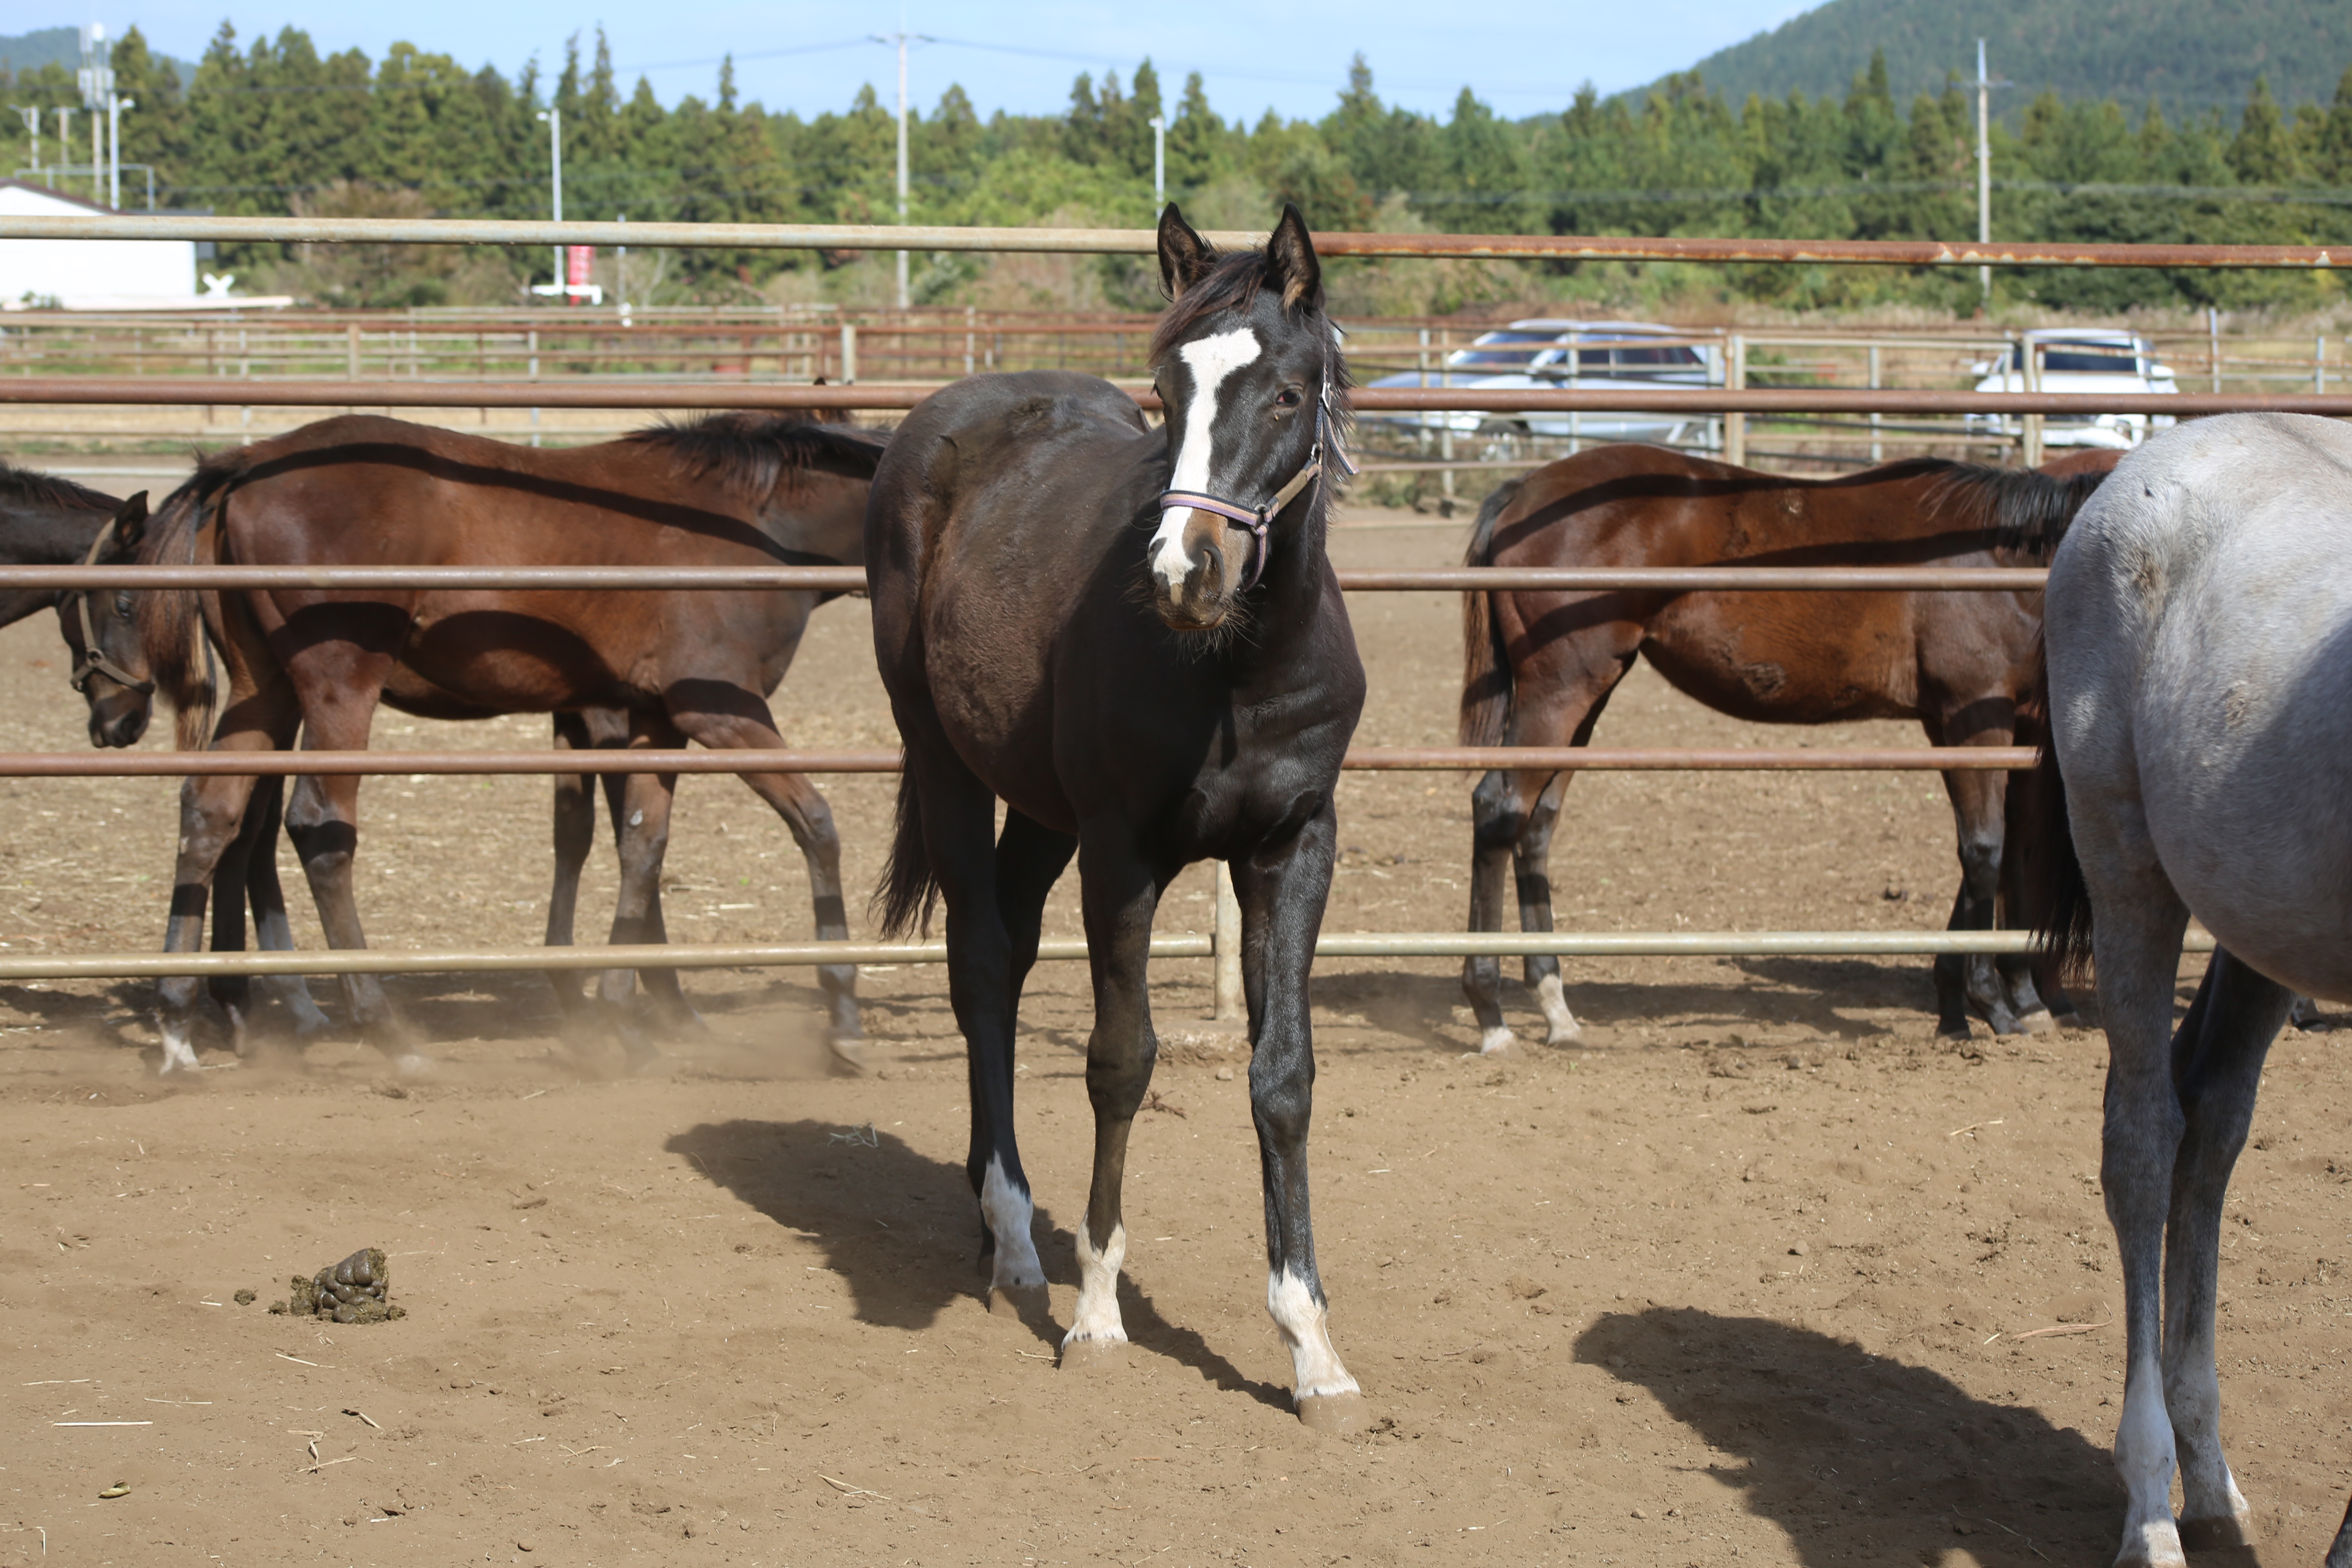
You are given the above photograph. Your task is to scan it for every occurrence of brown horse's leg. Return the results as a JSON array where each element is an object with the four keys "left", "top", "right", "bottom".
[
  {"left": 591, "top": 712, "right": 682, "bottom": 1065},
  {"left": 1062, "top": 818, "right": 1163, "bottom": 1369},
  {"left": 1463, "top": 660, "right": 1630, "bottom": 1053},
  {"left": 229, "top": 775, "right": 334, "bottom": 1047},
  {"left": 156, "top": 686, "right": 298, "bottom": 1074},
  {"left": 1933, "top": 735, "right": 2026, "bottom": 1038},
  {"left": 542, "top": 710, "right": 598, "bottom": 1019},
  {"left": 1232, "top": 797, "right": 1361, "bottom": 1429},
  {"left": 204, "top": 770, "right": 267, "bottom": 1053},
  {"left": 278, "top": 662, "right": 415, "bottom": 1066},
  {"left": 664, "top": 691, "right": 861, "bottom": 1046}
]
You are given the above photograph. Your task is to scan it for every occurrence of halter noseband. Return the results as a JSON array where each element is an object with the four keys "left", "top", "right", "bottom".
[
  {"left": 1155, "top": 373, "right": 1355, "bottom": 593},
  {"left": 68, "top": 512, "right": 156, "bottom": 699}
]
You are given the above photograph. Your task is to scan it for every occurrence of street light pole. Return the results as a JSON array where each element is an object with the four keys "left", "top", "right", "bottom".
[
  {"left": 1974, "top": 40, "right": 2009, "bottom": 309},
  {"left": 108, "top": 95, "right": 131, "bottom": 212},
  {"left": 871, "top": 28, "right": 931, "bottom": 311},
  {"left": 1149, "top": 114, "right": 1165, "bottom": 207},
  {"left": 537, "top": 107, "right": 563, "bottom": 297},
  {"left": 7, "top": 107, "right": 37, "bottom": 182}
]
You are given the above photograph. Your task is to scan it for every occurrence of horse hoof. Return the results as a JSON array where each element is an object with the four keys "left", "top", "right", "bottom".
[
  {"left": 1477, "top": 1027, "right": 1516, "bottom": 1057},
  {"left": 987, "top": 1285, "right": 1048, "bottom": 1321},
  {"left": 2176, "top": 1515, "right": 2256, "bottom": 1552},
  {"left": 1936, "top": 1021, "right": 1974, "bottom": 1042},
  {"left": 1295, "top": 1392, "right": 1367, "bottom": 1434},
  {"left": 1544, "top": 1022, "right": 1583, "bottom": 1048},
  {"left": 828, "top": 1040, "right": 873, "bottom": 1078},
  {"left": 2014, "top": 1007, "right": 2057, "bottom": 1036},
  {"left": 1059, "top": 1335, "right": 1127, "bottom": 1371}
]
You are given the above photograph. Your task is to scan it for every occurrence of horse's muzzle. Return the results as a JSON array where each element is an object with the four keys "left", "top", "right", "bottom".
[
  {"left": 1149, "top": 512, "right": 1247, "bottom": 632},
  {"left": 87, "top": 695, "right": 150, "bottom": 749}
]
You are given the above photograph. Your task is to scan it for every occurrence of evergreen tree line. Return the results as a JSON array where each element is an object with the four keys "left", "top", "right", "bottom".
[{"left": 5, "top": 23, "right": 2352, "bottom": 312}]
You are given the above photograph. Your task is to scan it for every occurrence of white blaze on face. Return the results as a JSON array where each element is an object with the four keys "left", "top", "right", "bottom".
[{"left": 1151, "top": 325, "right": 1264, "bottom": 592}]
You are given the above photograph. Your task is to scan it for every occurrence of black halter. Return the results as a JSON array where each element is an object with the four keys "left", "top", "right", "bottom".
[
  {"left": 67, "top": 512, "right": 155, "bottom": 699},
  {"left": 1154, "top": 373, "right": 1355, "bottom": 592}
]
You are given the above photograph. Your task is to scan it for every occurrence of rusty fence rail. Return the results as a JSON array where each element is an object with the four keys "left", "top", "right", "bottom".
[
  {"left": 2, "top": 214, "right": 2348, "bottom": 270},
  {"left": 11, "top": 377, "right": 2352, "bottom": 420}
]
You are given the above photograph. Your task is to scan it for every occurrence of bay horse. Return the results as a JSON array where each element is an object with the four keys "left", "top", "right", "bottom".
[
  {"left": 134, "top": 411, "right": 884, "bottom": 1074},
  {"left": 867, "top": 204, "right": 1367, "bottom": 1427},
  {"left": 2034, "top": 412, "right": 2352, "bottom": 1568},
  {"left": 1459, "top": 443, "right": 2113, "bottom": 1052}
]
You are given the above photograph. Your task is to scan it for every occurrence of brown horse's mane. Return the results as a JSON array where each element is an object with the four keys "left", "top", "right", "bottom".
[
  {"left": 623, "top": 412, "right": 890, "bottom": 501},
  {"left": 0, "top": 460, "right": 116, "bottom": 514},
  {"left": 1912, "top": 457, "right": 2108, "bottom": 559}
]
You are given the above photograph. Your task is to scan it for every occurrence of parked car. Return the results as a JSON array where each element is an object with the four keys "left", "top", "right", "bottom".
[
  {"left": 1965, "top": 328, "right": 2178, "bottom": 448},
  {"left": 1362, "top": 319, "right": 1723, "bottom": 447}
]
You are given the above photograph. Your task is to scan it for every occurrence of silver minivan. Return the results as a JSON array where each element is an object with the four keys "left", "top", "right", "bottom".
[{"left": 1362, "top": 318, "right": 1724, "bottom": 446}]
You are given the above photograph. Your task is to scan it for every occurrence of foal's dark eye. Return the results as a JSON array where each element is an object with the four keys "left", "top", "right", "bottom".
[
  {"left": 1275, "top": 387, "right": 1303, "bottom": 409},
  {"left": 114, "top": 593, "right": 133, "bottom": 619}
]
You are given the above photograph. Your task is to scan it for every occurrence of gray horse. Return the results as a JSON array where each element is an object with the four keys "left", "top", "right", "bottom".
[{"left": 2037, "top": 412, "right": 2352, "bottom": 1567}]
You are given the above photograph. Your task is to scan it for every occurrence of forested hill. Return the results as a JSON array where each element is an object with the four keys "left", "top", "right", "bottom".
[
  {"left": 1655, "top": 0, "right": 2352, "bottom": 117},
  {"left": 0, "top": 26, "right": 192, "bottom": 83}
]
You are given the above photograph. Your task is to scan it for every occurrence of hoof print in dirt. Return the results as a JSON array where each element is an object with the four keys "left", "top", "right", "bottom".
[{"left": 278, "top": 1247, "right": 405, "bottom": 1324}]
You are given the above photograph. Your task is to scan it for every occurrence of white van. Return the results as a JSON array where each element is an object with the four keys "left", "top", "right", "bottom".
[{"left": 1967, "top": 329, "right": 2178, "bottom": 449}]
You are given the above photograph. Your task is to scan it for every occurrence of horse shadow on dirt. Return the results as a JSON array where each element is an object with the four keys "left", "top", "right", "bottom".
[
  {"left": 664, "top": 1117, "right": 1293, "bottom": 1414},
  {"left": 1577, "top": 1306, "right": 2133, "bottom": 1567}
]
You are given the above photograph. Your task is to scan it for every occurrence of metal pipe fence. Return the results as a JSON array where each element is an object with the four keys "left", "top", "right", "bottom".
[
  {"left": 3, "top": 214, "right": 2347, "bottom": 270},
  {"left": 0, "top": 215, "right": 2270, "bottom": 995}
]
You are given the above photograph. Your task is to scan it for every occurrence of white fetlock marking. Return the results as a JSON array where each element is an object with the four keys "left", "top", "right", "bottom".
[
  {"left": 1267, "top": 1267, "right": 1358, "bottom": 1403},
  {"left": 1478, "top": 1025, "right": 1516, "bottom": 1056},
  {"left": 157, "top": 1015, "right": 200, "bottom": 1074},
  {"left": 2116, "top": 1355, "right": 2184, "bottom": 1564},
  {"left": 981, "top": 1155, "right": 1045, "bottom": 1292},
  {"left": 1535, "top": 973, "right": 1581, "bottom": 1042},
  {"left": 1062, "top": 1221, "right": 1129, "bottom": 1352}
]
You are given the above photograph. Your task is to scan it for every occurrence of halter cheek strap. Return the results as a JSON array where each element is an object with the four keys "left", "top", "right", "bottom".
[
  {"left": 1155, "top": 376, "right": 1356, "bottom": 593},
  {"left": 68, "top": 513, "right": 157, "bottom": 699}
]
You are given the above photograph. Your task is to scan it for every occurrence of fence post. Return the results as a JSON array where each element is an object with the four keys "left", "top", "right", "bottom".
[
  {"left": 2209, "top": 308, "right": 2221, "bottom": 395},
  {"left": 1724, "top": 334, "right": 1746, "bottom": 467},
  {"left": 2021, "top": 339, "right": 2042, "bottom": 470},
  {"left": 964, "top": 303, "right": 975, "bottom": 378},
  {"left": 1212, "top": 861, "right": 1244, "bottom": 1024},
  {"left": 1867, "top": 343, "right": 1882, "bottom": 464},
  {"left": 527, "top": 328, "right": 540, "bottom": 448},
  {"left": 2318, "top": 333, "right": 2328, "bottom": 394},
  {"left": 841, "top": 321, "right": 858, "bottom": 385},
  {"left": 1438, "top": 327, "right": 1455, "bottom": 502},
  {"left": 345, "top": 321, "right": 360, "bottom": 381}
]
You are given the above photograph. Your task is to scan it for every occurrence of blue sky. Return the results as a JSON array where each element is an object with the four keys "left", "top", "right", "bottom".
[{"left": 77, "top": 0, "right": 1819, "bottom": 119}]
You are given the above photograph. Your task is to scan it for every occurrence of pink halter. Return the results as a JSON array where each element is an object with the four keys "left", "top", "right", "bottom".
[{"left": 1155, "top": 375, "right": 1354, "bottom": 592}]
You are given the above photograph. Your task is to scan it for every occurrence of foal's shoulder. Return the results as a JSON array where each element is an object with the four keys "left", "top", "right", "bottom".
[{"left": 918, "top": 370, "right": 1147, "bottom": 441}]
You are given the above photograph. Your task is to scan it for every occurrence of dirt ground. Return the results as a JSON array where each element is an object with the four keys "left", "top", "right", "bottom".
[{"left": 2, "top": 495, "right": 2349, "bottom": 1568}]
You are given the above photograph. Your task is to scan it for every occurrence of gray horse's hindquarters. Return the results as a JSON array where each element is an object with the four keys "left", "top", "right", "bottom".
[{"left": 2041, "top": 411, "right": 2352, "bottom": 1568}]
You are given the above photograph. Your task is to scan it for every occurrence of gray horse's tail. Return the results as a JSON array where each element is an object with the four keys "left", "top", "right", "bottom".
[
  {"left": 1459, "top": 479, "right": 1523, "bottom": 747},
  {"left": 2027, "top": 642, "right": 2095, "bottom": 980},
  {"left": 874, "top": 764, "right": 940, "bottom": 940}
]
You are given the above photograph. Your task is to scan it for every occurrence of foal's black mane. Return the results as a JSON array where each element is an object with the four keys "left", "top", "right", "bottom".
[
  {"left": 1148, "top": 249, "right": 1356, "bottom": 404},
  {"left": 0, "top": 460, "right": 116, "bottom": 514},
  {"left": 1911, "top": 457, "right": 2107, "bottom": 557},
  {"left": 626, "top": 412, "right": 891, "bottom": 499}
]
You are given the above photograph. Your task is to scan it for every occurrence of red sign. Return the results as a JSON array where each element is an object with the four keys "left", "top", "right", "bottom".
[{"left": 565, "top": 245, "right": 593, "bottom": 304}]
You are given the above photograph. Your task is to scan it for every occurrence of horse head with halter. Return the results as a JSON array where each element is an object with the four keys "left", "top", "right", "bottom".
[
  {"left": 60, "top": 492, "right": 157, "bottom": 748},
  {"left": 1145, "top": 203, "right": 1354, "bottom": 633}
]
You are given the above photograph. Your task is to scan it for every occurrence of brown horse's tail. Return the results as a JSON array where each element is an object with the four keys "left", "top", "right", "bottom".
[
  {"left": 874, "top": 762, "right": 940, "bottom": 940},
  {"left": 1459, "top": 479, "right": 1522, "bottom": 747},
  {"left": 2026, "top": 639, "right": 2096, "bottom": 982},
  {"left": 133, "top": 457, "right": 238, "bottom": 751}
]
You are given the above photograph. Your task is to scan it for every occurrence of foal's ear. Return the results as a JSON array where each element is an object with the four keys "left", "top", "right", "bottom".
[
  {"left": 112, "top": 492, "right": 149, "bottom": 550},
  {"left": 1158, "top": 203, "right": 1216, "bottom": 301},
  {"left": 1264, "top": 202, "right": 1322, "bottom": 313}
]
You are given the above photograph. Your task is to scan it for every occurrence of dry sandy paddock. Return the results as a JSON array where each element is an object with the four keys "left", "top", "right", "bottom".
[{"left": 2, "top": 506, "right": 2349, "bottom": 1568}]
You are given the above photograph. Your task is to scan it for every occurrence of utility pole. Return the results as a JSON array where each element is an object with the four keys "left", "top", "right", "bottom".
[
  {"left": 1974, "top": 40, "right": 2009, "bottom": 309},
  {"left": 53, "top": 109, "right": 74, "bottom": 192},
  {"left": 871, "top": 27, "right": 931, "bottom": 310},
  {"left": 1149, "top": 114, "right": 1165, "bottom": 207},
  {"left": 537, "top": 107, "right": 563, "bottom": 297},
  {"left": 77, "top": 23, "right": 111, "bottom": 206},
  {"left": 8, "top": 107, "right": 37, "bottom": 182},
  {"left": 108, "top": 96, "right": 131, "bottom": 211}
]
